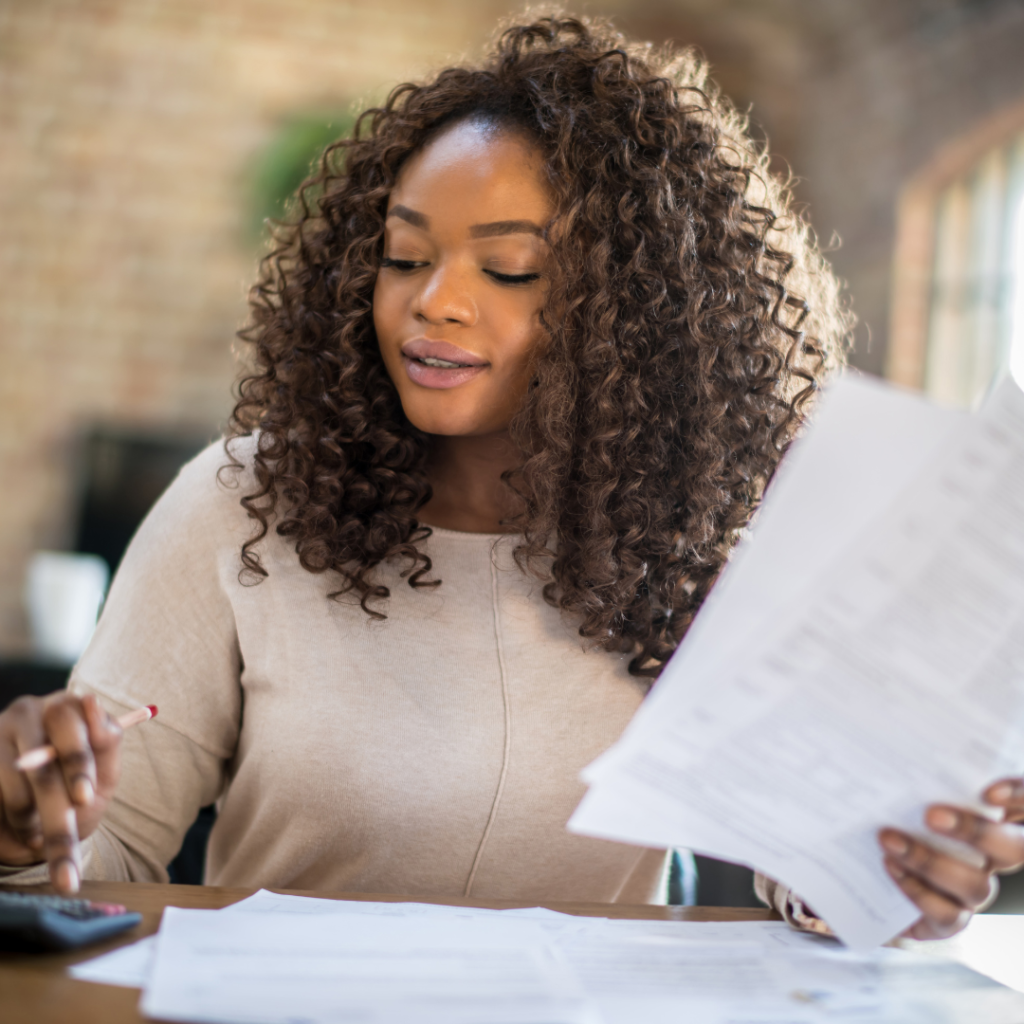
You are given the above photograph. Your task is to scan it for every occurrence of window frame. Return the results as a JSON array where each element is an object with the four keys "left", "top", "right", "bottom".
[{"left": 887, "top": 98, "right": 1024, "bottom": 400}]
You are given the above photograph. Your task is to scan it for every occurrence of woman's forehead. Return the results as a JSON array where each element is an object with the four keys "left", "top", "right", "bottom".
[{"left": 388, "top": 121, "right": 552, "bottom": 232}]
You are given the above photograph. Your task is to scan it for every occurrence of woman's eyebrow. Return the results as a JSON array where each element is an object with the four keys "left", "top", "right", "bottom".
[
  {"left": 386, "top": 207, "right": 544, "bottom": 238},
  {"left": 470, "top": 220, "right": 544, "bottom": 238},
  {"left": 387, "top": 205, "right": 429, "bottom": 229}
]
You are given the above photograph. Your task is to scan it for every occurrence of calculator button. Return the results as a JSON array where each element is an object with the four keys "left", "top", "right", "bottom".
[{"left": 88, "top": 901, "right": 129, "bottom": 915}]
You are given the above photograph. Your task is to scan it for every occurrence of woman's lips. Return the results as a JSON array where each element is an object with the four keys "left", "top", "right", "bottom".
[
  {"left": 404, "top": 357, "right": 487, "bottom": 389},
  {"left": 400, "top": 339, "right": 488, "bottom": 390}
]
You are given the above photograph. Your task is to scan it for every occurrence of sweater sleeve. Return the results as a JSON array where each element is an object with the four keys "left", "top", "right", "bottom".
[
  {"left": 755, "top": 872, "right": 835, "bottom": 936},
  {"left": 0, "top": 440, "right": 248, "bottom": 883}
]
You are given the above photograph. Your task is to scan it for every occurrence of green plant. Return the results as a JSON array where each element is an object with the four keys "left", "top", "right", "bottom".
[{"left": 249, "top": 112, "right": 355, "bottom": 243}]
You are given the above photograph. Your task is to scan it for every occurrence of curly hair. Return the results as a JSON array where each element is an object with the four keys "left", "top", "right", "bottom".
[{"left": 229, "top": 13, "right": 852, "bottom": 678}]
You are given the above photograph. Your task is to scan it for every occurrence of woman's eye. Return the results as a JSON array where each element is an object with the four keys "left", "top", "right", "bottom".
[
  {"left": 380, "top": 257, "right": 426, "bottom": 272},
  {"left": 484, "top": 269, "right": 541, "bottom": 286}
]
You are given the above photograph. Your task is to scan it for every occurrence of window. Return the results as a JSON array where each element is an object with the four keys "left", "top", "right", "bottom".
[
  {"left": 888, "top": 103, "right": 1024, "bottom": 407},
  {"left": 925, "top": 136, "right": 1024, "bottom": 406},
  {"left": 1012, "top": 192, "right": 1024, "bottom": 388}
]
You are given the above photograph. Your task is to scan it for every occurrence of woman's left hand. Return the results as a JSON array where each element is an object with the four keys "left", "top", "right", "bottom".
[{"left": 878, "top": 778, "right": 1024, "bottom": 940}]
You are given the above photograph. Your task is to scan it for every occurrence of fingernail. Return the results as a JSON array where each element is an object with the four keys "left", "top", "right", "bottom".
[
  {"left": 28, "top": 833, "right": 44, "bottom": 852},
  {"left": 56, "top": 859, "right": 79, "bottom": 894},
  {"left": 989, "top": 783, "right": 1015, "bottom": 803},
  {"left": 929, "top": 808, "right": 958, "bottom": 833},
  {"left": 74, "top": 776, "right": 95, "bottom": 806},
  {"left": 881, "top": 833, "right": 910, "bottom": 856}
]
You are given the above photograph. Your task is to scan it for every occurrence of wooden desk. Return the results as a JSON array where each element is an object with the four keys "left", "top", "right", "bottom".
[{"left": 0, "top": 881, "right": 776, "bottom": 1024}]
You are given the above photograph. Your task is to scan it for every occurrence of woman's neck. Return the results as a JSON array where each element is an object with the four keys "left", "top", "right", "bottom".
[{"left": 418, "top": 432, "right": 522, "bottom": 533}]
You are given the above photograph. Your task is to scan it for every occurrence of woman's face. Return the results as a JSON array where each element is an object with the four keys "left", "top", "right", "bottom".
[{"left": 373, "top": 120, "right": 552, "bottom": 438}]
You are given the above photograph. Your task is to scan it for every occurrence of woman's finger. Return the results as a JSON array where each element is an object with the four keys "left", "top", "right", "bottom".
[
  {"left": 0, "top": 698, "right": 47, "bottom": 853},
  {"left": 884, "top": 857, "right": 973, "bottom": 940},
  {"left": 879, "top": 828, "right": 993, "bottom": 908},
  {"left": 41, "top": 697, "right": 96, "bottom": 808},
  {"left": 81, "top": 694, "right": 123, "bottom": 797},
  {"left": 0, "top": 734, "right": 43, "bottom": 855},
  {"left": 924, "top": 806, "right": 1024, "bottom": 874},
  {"left": 984, "top": 779, "right": 1024, "bottom": 824},
  {"left": 23, "top": 760, "right": 81, "bottom": 893},
  {"left": 20, "top": 748, "right": 82, "bottom": 893}
]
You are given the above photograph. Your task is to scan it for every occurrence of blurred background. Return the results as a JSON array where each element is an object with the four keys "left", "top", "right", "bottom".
[{"left": 1, "top": 0, "right": 1023, "bottom": 898}]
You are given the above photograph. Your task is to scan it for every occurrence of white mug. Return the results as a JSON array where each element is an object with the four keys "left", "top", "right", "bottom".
[{"left": 25, "top": 551, "right": 110, "bottom": 664}]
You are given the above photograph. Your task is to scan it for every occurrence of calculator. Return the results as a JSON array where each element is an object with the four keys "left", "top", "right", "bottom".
[{"left": 0, "top": 890, "right": 142, "bottom": 952}]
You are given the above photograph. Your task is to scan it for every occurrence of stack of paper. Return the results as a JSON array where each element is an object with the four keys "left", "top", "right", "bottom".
[
  {"left": 71, "top": 889, "right": 1024, "bottom": 1023},
  {"left": 569, "top": 373, "right": 1024, "bottom": 950}
]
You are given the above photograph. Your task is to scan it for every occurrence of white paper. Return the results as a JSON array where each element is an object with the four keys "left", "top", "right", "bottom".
[
  {"left": 67, "top": 887, "right": 295, "bottom": 988},
  {"left": 68, "top": 888, "right": 584, "bottom": 990},
  {"left": 584, "top": 373, "right": 964, "bottom": 786},
  {"left": 72, "top": 889, "right": 1024, "bottom": 1022},
  {"left": 571, "top": 375, "right": 1024, "bottom": 950},
  {"left": 68, "top": 934, "right": 156, "bottom": 988},
  {"left": 548, "top": 918, "right": 1024, "bottom": 1024},
  {"left": 227, "top": 887, "right": 579, "bottom": 924},
  {"left": 140, "top": 905, "right": 599, "bottom": 1024},
  {"left": 910, "top": 912, "right": 1024, "bottom": 994}
]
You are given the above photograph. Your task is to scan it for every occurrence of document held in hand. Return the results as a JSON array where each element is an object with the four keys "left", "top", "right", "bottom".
[{"left": 569, "top": 373, "right": 1024, "bottom": 951}]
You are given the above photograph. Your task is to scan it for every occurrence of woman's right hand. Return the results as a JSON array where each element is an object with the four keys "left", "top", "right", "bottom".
[{"left": 0, "top": 692, "right": 123, "bottom": 893}]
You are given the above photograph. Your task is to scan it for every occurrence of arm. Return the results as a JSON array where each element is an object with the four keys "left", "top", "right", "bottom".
[
  {"left": 754, "top": 873, "right": 834, "bottom": 936},
  {"left": 0, "top": 691, "right": 226, "bottom": 886},
  {"left": 0, "top": 441, "right": 245, "bottom": 890}
]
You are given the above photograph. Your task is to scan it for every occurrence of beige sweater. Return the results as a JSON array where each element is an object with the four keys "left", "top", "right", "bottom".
[{"left": 2, "top": 440, "right": 668, "bottom": 902}]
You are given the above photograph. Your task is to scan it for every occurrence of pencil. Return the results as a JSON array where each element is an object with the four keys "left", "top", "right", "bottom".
[{"left": 14, "top": 705, "right": 158, "bottom": 772}]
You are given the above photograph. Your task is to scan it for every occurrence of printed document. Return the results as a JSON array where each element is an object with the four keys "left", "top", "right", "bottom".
[
  {"left": 68, "top": 889, "right": 581, "bottom": 989},
  {"left": 140, "top": 905, "right": 598, "bottom": 1024},
  {"left": 72, "top": 889, "right": 1024, "bottom": 1022},
  {"left": 550, "top": 917, "right": 1024, "bottom": 1023},
  {"left": 570, "top": 374, "right": 1024, "bottom": 950}
]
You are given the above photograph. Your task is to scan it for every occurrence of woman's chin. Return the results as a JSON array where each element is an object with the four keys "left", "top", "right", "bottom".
[{"left": 403, "top": 405, "right": 509, "bottom": 439}]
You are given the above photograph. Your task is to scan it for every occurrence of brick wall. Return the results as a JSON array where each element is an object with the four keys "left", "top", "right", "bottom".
[{"left": 0, "top": 0, "right": 497, "bottom": 652}]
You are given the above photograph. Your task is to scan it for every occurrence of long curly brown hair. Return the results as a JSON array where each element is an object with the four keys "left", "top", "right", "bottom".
[{"left": 229, "top": 13, "right": 851, "bottom": 678}]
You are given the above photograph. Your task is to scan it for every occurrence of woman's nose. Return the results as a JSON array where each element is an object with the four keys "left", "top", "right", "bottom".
[{"left": 413, "top": 261, "right": 477, "bottom": 326}]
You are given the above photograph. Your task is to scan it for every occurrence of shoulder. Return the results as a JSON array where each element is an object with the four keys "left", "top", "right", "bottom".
[
  {"left": 134, "top": 435, "right": 261, "bottom": 551},
  {"left": 92, "top": 437, "right": 264, "bottom": 632},
  {"left": 175, "top": 433, "right": 259, "bottom": 496}
]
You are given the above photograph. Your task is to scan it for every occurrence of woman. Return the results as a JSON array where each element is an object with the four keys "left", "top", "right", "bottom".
[{"left": 1, "top": 15, "right": 1020, "bottom": 941}]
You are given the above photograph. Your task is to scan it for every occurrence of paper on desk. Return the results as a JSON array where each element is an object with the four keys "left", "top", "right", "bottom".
[
  {"left": 68, "top": 933, "right": 156, "bottom": 988},
  {"left": 912, "top": 912, "right": 1024, "bottom": 994},
  {"left": 547, "top": 918, "right": 1024, "bottom": 1024},
  {"left": 68, "top": 886, "right": 270, "bottom": 989},
  {"left": 73, "top": 891, "right": 1024, "bottom": 1023},
  {"left": 570, "top": 374, "right": 1024, "bottom": 950},
  {"left": 68, "top": 888, "right": 582, "bottom": 989},
  {"left": 141, "top": 906, "right": 598, "bottom": 1024},
  {"left": 228, "top": 886, "right": 581, "bottom": 924}
]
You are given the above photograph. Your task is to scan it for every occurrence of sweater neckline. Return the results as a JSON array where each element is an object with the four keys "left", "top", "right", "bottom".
[{"left": 424, "top": 524, "right": 519, "bottom": 541}]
